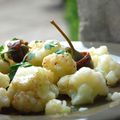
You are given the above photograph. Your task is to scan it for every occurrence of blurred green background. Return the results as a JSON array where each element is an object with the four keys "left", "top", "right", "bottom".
[{"left": 65, "top": 0, "right": 79, "bottom": 41}]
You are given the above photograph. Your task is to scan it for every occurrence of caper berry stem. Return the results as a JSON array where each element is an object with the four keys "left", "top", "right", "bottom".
[{"left": 50, "top": 20, "right": 75, "bottom": 51}]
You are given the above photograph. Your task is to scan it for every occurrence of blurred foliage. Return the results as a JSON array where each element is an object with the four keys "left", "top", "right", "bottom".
[{"left": 65, "top": 0, "right": 79, "bottom": 41}]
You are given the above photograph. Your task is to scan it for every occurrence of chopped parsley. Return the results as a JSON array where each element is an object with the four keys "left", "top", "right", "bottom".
[
  {"left": 44, "top": 41, "right": 58, "bottom": 50},
  {"left": 35, "top": 40, "right": 40, "bottom": 43},
  {"left": 0, "top": 45, "right": 8, "bottom": 62},
  {"left": 9, "top": 62, "right": 32, "bottom": 81},
  {"left": 0, "top": 45, "right": 4, "bottom": 52},
  {"left": 12, "top": 37, "right": 18, "bottom": 41},
  {"left": 28, "top": 52, "right": 35, "bottom": 61},
  {"left": 9, "top": 52, "right": 32, "bottom": 81},
  {"left": 55, "top": 49, "right": 65, "bottom": 54}
]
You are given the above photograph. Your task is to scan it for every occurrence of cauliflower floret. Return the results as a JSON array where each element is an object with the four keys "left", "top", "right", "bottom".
[
  {"left": 89, "top": 46, "right": 109, "bottom": 67},
  {"left": 0, "top": 45, "right": 10, "bottom": 73},
  {"left": 107, "top": 92, "right": 120, "bottom": 101},
  {"left": 78, "top": 107, "right": 88, "bottom": 112},
  {"left": 0, "top": 59, "right": 10, "bottom": 74},
  {"left": 45, "top": 99, "right": 71, "bottom": 115},
  {"left": 58, "top": 67, "right": 108, "bottom": 105},
  {"left": 89, "top": 46, "right": 108, "bottom": 56},
  {"left": 27, "top": 40, "right": 63, "bottom": 66},
  {"left": 0, "top": 88, "right": 10, "bottom": 110},
  {"left": 12, "top": 91, "right": 46, "bottom": 112},
  {"left": 0, "top": 72, "right": 10, "bottom": 88},
  {"left": 95, "top": 55, "right": 120, "bottom": 86},
  {"left": 28, "top": 40, "right": 44, "bottom": 50},
  {"left": 42, "top": 52, "right": 77, "bottom": 83},
  {"left": 7, "top": 66, "right": 59, "bottom": 112},
  {"left": 89, "top": 46, "right": 120, "bottom": 86},
  {"left": 110, "top": 92, "right": 120, "bottom": 101}
]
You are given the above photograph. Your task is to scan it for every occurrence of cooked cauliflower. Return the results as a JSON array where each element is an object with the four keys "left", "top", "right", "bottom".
[
  {"left": 7, "top": 66, "right": 59, "bottom": 112},
  {"left": 89, "top": 46, "right": 109, "bottom": 56},
  {"left": 95, "top": 55, "right": 120, "bottom": 86},
  {"left": 110, "top": 92, "right": 120, "bottom": 101},
  {"left": 78, "top": 107, "right": 88, "bottom": 112},
  {"left": 0, "top": 88, "right": 10, "bottom": 110},
  {"left": 107, "top": 92, "right": 120, "bottom": 101},
  {"left": 0, "top": 72, "right": 10, "bottom": 88},
  {"left": 45, "top": 99, "right": 71, "bottom": 115},
  {"left": 89, "top": 46, "right": 109, "bottom": 67},
  {"left": 0, "top": 41, "right": 16, "bottom": 66},
  {"left": 27, "top": 40, "right": 63, "bottom": 66},
  {"left": 89, "top": 46, "right": 120, "bottom": 86},
  {"left": 28, "top": 40, "right": 44, "bottom": 50},
  {"left": 42, "top": 52, "right": 77, "bottom": 83},
  {"left": 58, "top": 67, "right": 108, "bottom": 105},
  {"left": 0, "top": 59, "right": 10, "bottom": 74}
]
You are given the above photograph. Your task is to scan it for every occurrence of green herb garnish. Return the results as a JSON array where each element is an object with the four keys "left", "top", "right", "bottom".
[
  {"left": 55, "top": 49, "right": 65, "bottom": 54},
  {"left": 12, "top": 37, "right": 18, "bottom": 41},
  {"left": 44, "top": 41, "right": 58, "bottom": 50},
  {"left": 28, "top": 53, "right": 35, "bottom": 61},
  {"left": 9, "top": 62, "right": 31, "bottom": 81},
  {"left": 35, "top": 40, "right": 39, "bottom": 43},
  {"left": 9, "top": 52, "right": 32, "bottom": 81},
  {"left": 0, "top": 45, "right": 4, "bottom": 52},
  {"left": 21, "top": 62, "right": 32, "bottom": 67},
  {"left": 0, "top": 45, "right": 9, "bottom": 62}
]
